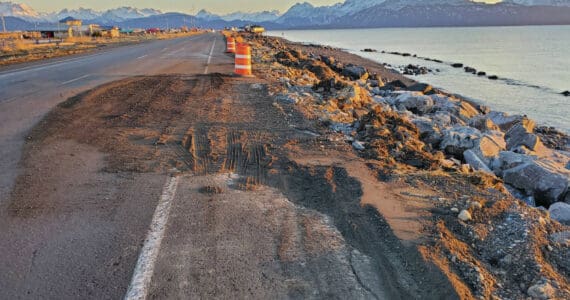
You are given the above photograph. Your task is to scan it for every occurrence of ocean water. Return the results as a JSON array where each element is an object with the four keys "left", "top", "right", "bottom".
[{"left": 268, "top": 26, "right": 570, "bottom": 133}]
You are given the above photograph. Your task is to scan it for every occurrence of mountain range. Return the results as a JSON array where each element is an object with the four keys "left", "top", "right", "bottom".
[{"left": 1, "top": 0, "right": 569, "bottom": 31}]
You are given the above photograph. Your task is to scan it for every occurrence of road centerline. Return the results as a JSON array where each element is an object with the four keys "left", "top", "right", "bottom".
[
  {"left": 60, "top": 74, "right": 91, "bottom": 86},
  {"left": 204, "top": 37, "right": 217, "bottom": 74}
]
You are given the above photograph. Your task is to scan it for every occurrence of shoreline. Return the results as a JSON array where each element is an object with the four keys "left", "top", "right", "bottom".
[
  {"left": 244, "top": 33, "right": 570, "bottom": 298},
  {"left": 267, "top": 28, "right": 570, "bottom": 134},
  {"left": 243, "top": 32, "right": 570, "bottom": 299}
]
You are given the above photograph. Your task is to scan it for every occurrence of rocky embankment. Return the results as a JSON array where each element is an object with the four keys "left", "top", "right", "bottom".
[{"left": 245, "top": 34, "right": 570, "bottom": 299}]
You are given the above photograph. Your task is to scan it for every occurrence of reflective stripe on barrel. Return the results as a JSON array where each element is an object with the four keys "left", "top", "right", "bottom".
[
  {"left": 226, "top": 37, "right": 235, "bottom": 53},
  {"left": 235, "top": 43, "right": 253, "bottom": 76}
]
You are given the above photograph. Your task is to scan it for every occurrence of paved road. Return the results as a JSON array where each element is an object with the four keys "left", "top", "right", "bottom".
[
  {"left": 0, "top": 33, "right": 234, "bottom": 299},
  {"left": 0, "top": 33, "right": 226, "bottom": 203}
]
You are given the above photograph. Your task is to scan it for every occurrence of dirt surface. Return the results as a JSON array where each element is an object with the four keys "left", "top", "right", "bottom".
[
  {"left": 246, "top": 34, "right": 570, "bottom": 299},
  {"left": 3, "top": 71, "right": 461, "bottom": 298}
]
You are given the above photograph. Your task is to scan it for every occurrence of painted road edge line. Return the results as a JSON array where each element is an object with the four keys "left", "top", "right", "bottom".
[
  {"left": 124, "top": 175, "right": 180, "bottom": 300},
  {"left": 204, "top": 37, "right": 217, "bottom": 74},
  {"left": 60, "top": 74, "right": 90, "bottom": 86}
]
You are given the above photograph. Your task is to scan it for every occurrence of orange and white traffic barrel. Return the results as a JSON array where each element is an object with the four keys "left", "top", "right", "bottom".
[
  {"left": 235, "top": 43, "right": 253, "bottom": 77},
  {"left": 226, "top": 37, "right": 236, "bottom": 53}
]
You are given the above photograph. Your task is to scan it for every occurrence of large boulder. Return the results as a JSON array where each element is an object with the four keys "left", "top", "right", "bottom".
[
  {"left": 411, "top": 117, "right": 442, "bottom": 146},
  {"left": 457, "top": 101, "right": 480, "bottom": 121},
  {"left": 393, "top": 92, "right": 434, "bottom": 115},
  {"left": 502, "top": 160, "right": 569, "bottom": 205},
  {"left": 549, "top": 202, "right": 570, "bottom": 225},
  {"left": 440, "top": 126, "right": 482, "bottom": 156},
  {"left": 342, "top": 65, "right": 369, "bottom": 80},
  {"left": 430, "top": 95, "right": 479, "bottom": 121},
  {"left": 464, "top": 149, "right": 493, "bottom": 173},
  {"left": 505, "top": 119, "right": 543, "bottom": 151},
  {"left": 408, "top": 83, "right": 434, "bottom": 94},
  {"left": 488, "top": 111, "right": 526, "bottom": 132},
  {"left": 468, "top": 115, "right": 500, "bottom": 132},
  {"left": 491, "top": 151, "right": 534, "bottom": 174}
]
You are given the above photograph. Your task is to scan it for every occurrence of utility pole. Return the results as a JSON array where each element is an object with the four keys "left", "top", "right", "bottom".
[{"left": 1, "top": 14, "right": 7, "bottom": 33}]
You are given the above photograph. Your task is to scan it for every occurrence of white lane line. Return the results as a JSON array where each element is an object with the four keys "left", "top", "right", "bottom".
[
  {"left": 204, "top": 38, "right": 217, "bottom": 74},
  {"left": 0, "top": 53, "right": 105, "bottom": 78},
  {"left": 125, "top": 175, "right": 180, "bottom": 300},
  {"left": 161, "top": 47, "right": 168, "bottom": 52},
  {"left": 0, "top": 35, "right": 207, "bottom": 78},
  {"left": 60, "top": 74, "right": 90, "bottom": 86},
  {"left": 137, "top": 55, "right": 148, "bottom": 59}
]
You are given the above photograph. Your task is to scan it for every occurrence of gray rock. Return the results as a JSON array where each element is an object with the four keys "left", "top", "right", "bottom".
[
  {"left": 549, "top": 202, "right": 570, "bottom": 225},
  {"left": 468, "top": 115, "right": 500, "bottom": 132},
  {"left": 321, "top": 55, "right": 335, "bottom": 66},
  {"left": 432, "top": 112, "right": 452, "bottom": 127},
  {"left": 469, "top": 132, "right": 506, "bottom": 165},
  {"left": 342, "top": 65, "right": 368, "bottom": 80},
  {"left": 488, "top": 111, "right": 525, "bottom": 132},
  {"left": 276, "top": 94, "right": 299, "bottom": 104},
  {"left": 411, "top": 117, "right": 442, "bottom": 145},
  {"left": 491, "top": 151, "right": 535, "bottom": 175},
  {"left": 352, "top": 141, "right": 366, "bottom": 151},
  {"left": 407, "top": 83, "right": 434, "bottom": 94},
  {"left": 503, "top": 161, "right": 569, "bottom": 205},
  {"left": 464, "top": 150, "right": 493, "bottom": 173},
  {"left": 457, "top": 101, "right": 479, "bottom": 121},
  {"left": 440, "top": 126, "right": 482, "bottom": 156},
  {"left": 394, "top": 92, "right": 434, "bottom": 115},
  {"left": 550, "top": 231, "right": 570, "bottom": 246},
  {"left": 458, "top": 210, "right": 472, "bottom": 221},
  {"left": 527, "top": 281, "right": 556, "bottom": 300},
  {"left": 506, "top": 120, "right": 543, "bottom": 151}
]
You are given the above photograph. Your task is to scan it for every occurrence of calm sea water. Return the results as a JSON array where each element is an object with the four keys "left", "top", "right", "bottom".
[{"left": 268, "top": 26, "right": 570, "bottom": 133}]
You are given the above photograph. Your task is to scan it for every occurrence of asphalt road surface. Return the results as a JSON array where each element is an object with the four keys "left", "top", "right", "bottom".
[
  {"left": 0, "top": 33, "right": 232, "bottom": 299},
  {"left": 0, "top": 33, "right": 224, "bottom": 204}
]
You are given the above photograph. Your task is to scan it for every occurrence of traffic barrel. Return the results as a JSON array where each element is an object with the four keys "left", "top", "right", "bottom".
[
  {"left": 226, "top": 37, "right": 236, "bottom": 53},
  {"left": 235, "top": 43, "right": 253, "bottom": 77}
]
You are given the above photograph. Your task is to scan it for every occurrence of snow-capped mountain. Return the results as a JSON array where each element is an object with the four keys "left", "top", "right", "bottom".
[
  {"left": 505, "top": 0, "right": 570, "bottom": 6},
  {"left": 0, "top": 2, "right": 162, "bottom": 23},
  {"left": 276, "top": 0, "right": 477, "bottom": 26},
  {"left": 99, "top": 7, "right": 162, "bottom": 22},
  {"left": 276, "top": 2, "right": 342, "bottom": 26},
  {"left": 1, "top": 0, "right": 570, "bottom": 30},
  {"left": 195, "top": 9, "right": 222, "bottom": 21},
  {"left": 0, "top": 1, "right": 40, "bottom": 20},
  {"left": 221, "top": 10, "right": 280, "bottom": 22},
  {"left": 48, "top": 8, "right": 100, "bottom": 21},
  {"left": 379, "top": 0, "right": 476, "bottom": 11}
]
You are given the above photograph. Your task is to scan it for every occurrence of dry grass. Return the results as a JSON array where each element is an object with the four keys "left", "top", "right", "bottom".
[{"left": 1, "top": 39, "right": 38, "bottom": 52}]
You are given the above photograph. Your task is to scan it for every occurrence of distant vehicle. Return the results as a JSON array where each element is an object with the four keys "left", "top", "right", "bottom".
[
  {"left": 244, "top": 25, "right": 265, "bottom": 34},
  {"left": 146, "top": 28, "right": 161, "bottom": 34}
]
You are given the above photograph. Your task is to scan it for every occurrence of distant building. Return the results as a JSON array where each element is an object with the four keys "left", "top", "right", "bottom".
[{"left": 59, "top": 17, "right": 83, "bottom": 38}]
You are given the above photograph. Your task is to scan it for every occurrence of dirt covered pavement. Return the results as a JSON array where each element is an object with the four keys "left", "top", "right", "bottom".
[{"left": 1, "top": 71, "right": 462, "bottom": 299}]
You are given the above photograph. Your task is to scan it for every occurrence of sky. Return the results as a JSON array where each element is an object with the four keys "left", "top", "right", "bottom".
[{"left": 24, "top": 0, "right": 500, "bottom": 14}]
